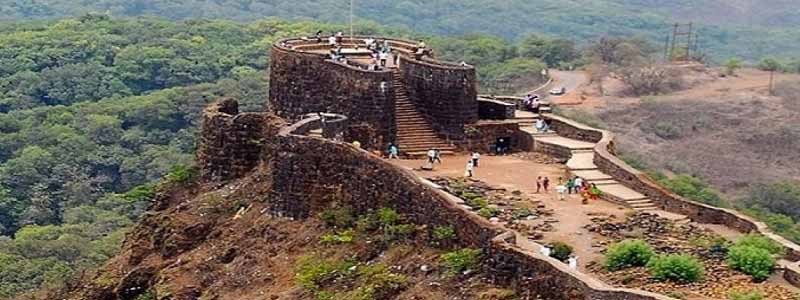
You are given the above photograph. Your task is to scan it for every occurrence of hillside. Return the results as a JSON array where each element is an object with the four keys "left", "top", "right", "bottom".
[{"left": 2, "top": 0, "right": 800, "bottom": 61}]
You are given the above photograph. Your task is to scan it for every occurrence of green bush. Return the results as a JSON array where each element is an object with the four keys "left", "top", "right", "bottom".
[
  {"left": 346, "top": 263, "right": 409, "bottom": 300},
  {"left": 647, "top": 254, "right": 705, "bottom": 283},
  {"left": 294, "top": 256, "right": 353, "bottom": 290},
  {"left": 433, "top": 226, "right": 456, "bottom": 243},
  {"left": 377, "top": 208, "right": 401, "bottom": 226},
  {"left": 320, "top": 229, "right": 355, "bottom": 244},
  {"left": 549, "top": 242, "right": 573, "bottom": 262},
  {"left": 441, "top": 248, "right": 482, "bottom": 275},
  {"left": 320, "top": 206, "right": 355, "bottom": 228},
  {"left": 512, "top": 208, "right": 533, "bottom": 219},
  {"left": 734, "top": 234, "right": 784, "bottom": 256},
  {"left": 604, "top": 240, "right": 655, "bottom": 271},
  {"left": 478, "top": 207, "right": 499, "bottom": 218},
  {"left": 729, "top": 291, "right": 764, "bottom": 300},
  {"left": 165, "top": 165, "right": 197, "bottom": 184},
  {"left": 466, "top": 197, "right": 488, "bottom": 209},
  {"left": 384, "top": 224, "right": 416, "bottom": 241},
  {"left": 726, "top": 246, "right": 775, "bottom": 281}
]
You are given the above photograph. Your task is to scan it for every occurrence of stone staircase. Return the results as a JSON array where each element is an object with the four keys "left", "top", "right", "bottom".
[
  {"left": 392, "top": 70, "right": 455, "bottom": 157},
  {"left": 522, "top": 124, "right": 659, "bottom": 212}
]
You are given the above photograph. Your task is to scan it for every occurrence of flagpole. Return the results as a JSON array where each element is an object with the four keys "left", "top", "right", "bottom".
[{"left": 350, "top": 0, "right": 354, "bottom": 40}]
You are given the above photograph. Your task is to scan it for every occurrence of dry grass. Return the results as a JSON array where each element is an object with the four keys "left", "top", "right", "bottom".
[{"left": 597, "top": 91, "right": 800, "bottom": 196}]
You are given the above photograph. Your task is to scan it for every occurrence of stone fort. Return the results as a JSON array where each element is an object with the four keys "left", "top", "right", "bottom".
[{"left": 194, "top": 35, "right": 800, "bottom": 300}]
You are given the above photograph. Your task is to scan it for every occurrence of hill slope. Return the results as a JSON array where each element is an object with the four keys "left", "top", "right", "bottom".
[{"left": 2, "top": 0, "right": 800, "bottom": 60}]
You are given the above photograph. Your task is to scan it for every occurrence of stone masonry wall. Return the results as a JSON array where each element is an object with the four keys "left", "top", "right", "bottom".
[
  {"left": 459, "top": 122, "right": 523, "bottom": 153},
  {"left": 477, "top": 98, "right": 515, "bottom": 120},
  {"left": 197, "top": 99, "right": 274, "bottom": 182},
  {"left": 267, "top": 133, "right": 501, "bottom": 247},
  {"left": 268, "top": 45, "right": 396, "bottom": 148},
  {"left": 399, "top": 56, "right": 479, "bottom": 141}
]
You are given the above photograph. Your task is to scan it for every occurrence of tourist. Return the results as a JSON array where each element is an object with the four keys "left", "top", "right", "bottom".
[
  {"left": 434, "top": 149, "right": 443, "bottom": 164},
  {"left": 536, "top": 176, "right": 543, "bottom": 193},
  {"left": 535, "top": 119, "right": 546, "bottom": 133},
  {"left": 574, "top": 176, "right": 584, "bottom": 191},
  {"left": 543, "top": 177, "right": 550, "bottom": 192},
  {"left": 379, "top": 51, "right": 389, "bottom": 67},
  {"left": 315, "top": 30, "right": 323, "bottom": 43},
  {"left": 471, "top": 152, "right": 480, "bottom": 167},
  {"left": 556, "top": 182, "right": 567, "bottom": 201},
  {"left": 589, "top": 184, "right": 602, "bottom": 201},
  {"left": 531, "top": 97, "right": 541, "bottom": 113},
  {"left": 328, "top": 35, "right": 337, "bottom": 46},
  {"left": 566, "top": 177, "right": 576, "bottom": 194},
  {"left": 388, "top": 143, "right": 399, "bottom": 159},
  {"left": 465, "top": 160, "right": 474, "bottom": 177},
  {"left": 460, "top": 61, "right": 469, "bottom": 67},
  {"left": 427, "top": 149, "right": 436, "bottom": 165},
  {"left": 352, "top": 140, "right": 361, "bottom": 149},
  {"left": 335, "top": 31, "right": 344, "bottom": 44},
  {"left": 365, "top": 37, "right": 375, "bottom": 49},
  {"left": 568, "top": 256, "right": 579, "bottom": 270},
  {"left": 539, "top": 245, "right": 552, "bottom": 257}
]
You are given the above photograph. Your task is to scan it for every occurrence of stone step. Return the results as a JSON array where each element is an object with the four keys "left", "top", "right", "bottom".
[
  {"left": 626, "top": 199, "right": 653, "bottom": 205},
  {"left": 571, "top": 170, "right": 614, "bottom": 181},
  {"left": 566, "top": 151, "right": 597, "bottom": 171},
  {"left": 590, "top": 179, "right": 619, "bottom": 186},
  {"left": 629, "top": 201, "right": 656, "bottom": 209},
  {"left": 633, "top": 206, "right": 658, "bottom": 211},
  {"left": 397, "top": 132, "right": 440, "bottom": 139},
  {"left": 397, "top": 142, "right": 453, "bottom": 148},
  {"left": 596, "top": 184, "right": 648, "bottom": 201}
]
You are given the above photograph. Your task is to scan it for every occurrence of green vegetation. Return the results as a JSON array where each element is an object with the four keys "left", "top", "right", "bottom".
[
  {"left": 295, "top": 255, "right": 356, "bottom": 290},
  {"left": 320, "top": 229, "right": 356, "bottom": 244},
  {"left": 651, "top": 173, "right": 727, "bottom": 208},
  {"left": 477, "top": 207, "right": 500, "bottom": 219},
  {"left": 647, "top": 254, "right": 705, "bottom": 283},
  {"left": 432, "top": 226, "right": 456, "bottom": 245},
  {"left": 740, "top": 182, "right": 800, "bottom": 244},
  {"left": 604, "top": 239, "right": 655, "bottom": 271},
  {"left": 724, "top": 58, "right": 743, "bottom": 75},
  {"left": 4, "top": 0, "right": 800, "bottom": 61},
  {"left": 734, "top": 234, "right": 784, "bottom": 256},
  {"left": 729, "top": 291, "right": 764, "bottom": 300},
  {"left": 441, "top": 248, "right": 482, "bottom": 275},
  {"left": 549, "top": 242, "right": 573, "bottom": 262},
  {"left": 726, "top": 245, "right": 775, "bottom": 282}
]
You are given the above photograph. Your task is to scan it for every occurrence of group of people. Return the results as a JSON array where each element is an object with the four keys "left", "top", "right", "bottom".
[
  {"left": 522, "top": 93, "right": 542, "bottom": 113},
  {"left": 563, "top": 176, "right": 603, "bottom": 204}
]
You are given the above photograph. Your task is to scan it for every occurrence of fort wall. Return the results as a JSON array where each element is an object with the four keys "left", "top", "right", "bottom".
[
  {"left": 268, "top": 45, "right": 396, "bottom": 148},
  {"left": 398, "top": 56, "right": 479, "bottom": 140},
  {"left": 196, "top": 99, "right": 275, "bottom": 182}
]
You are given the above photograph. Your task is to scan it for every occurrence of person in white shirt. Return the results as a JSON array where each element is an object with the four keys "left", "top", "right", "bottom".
[
  {"left": 465, "top": 160, "right": 474, "bottom": 177},
  {"left": 540, "top": 245, "right": 552, "bottom": 257},
  {"left": 471, "top": 152, "right": 480, "bottom": 167},
  {"left": 328, "top": 35, "right": 337, "bottom": 46},
  {"left": 568, "top": 256, "right": 579, "bottom": 270},
  {"left": 535, "top": 119, "right": 545, "bottom": 132},
  {"left": 556, "top": 184, "right": 567, "bottom": 201},
  {"left": 427, "top": 149, "right": 436, "bottom": 164},
  {"left": 379, "top": 51, "right": 389, "bottom": 67}
]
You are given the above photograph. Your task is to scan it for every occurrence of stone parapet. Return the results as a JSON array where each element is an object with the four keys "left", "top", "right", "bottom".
[{"left": 478, "top": 98, "right": 516, "bottom": 120}]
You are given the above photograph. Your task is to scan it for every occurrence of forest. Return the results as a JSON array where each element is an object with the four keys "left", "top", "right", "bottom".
[
  {"left": 0, "top": 15, "right": 583, "bottom": 299},
  {"left": 2, "top": 0, "right": 800, "bottom": 62}
]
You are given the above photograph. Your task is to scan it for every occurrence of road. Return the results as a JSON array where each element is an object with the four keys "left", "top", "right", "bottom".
[{"left": 549, "top": 70, "right": 588, "bottom": 97}]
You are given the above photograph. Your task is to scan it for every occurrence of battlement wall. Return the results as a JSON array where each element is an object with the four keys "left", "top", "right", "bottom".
[
  {"left": 197, "top": 99, "right": 279, "bottom": 182},
  {"left": 399, "top": 55, "right": 479, "bottom": 140},
  {"left": 268, "top": 45, "right": 396, "bottom": 148}
]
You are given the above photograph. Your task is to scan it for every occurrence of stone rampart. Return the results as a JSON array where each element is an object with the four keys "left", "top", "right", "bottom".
[
  {"left": 460, "top": 121, "right": 523, "bottom": 153},
  {"left": 399, "top": 55, "right": 478, "bottom": 140},
  {"left": 478, "top": 98, "right": 516, "bottom": 120},
  {"left": 197, "top": 99, "right": 275, "bottom": 182},
  {"left": 268, "top": 44, "right": 396, "bottom": 147}
]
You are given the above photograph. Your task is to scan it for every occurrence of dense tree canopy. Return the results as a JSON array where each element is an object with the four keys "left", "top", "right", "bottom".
[{"left": 2, "top": 0, "right": 800, "bottom": 61}]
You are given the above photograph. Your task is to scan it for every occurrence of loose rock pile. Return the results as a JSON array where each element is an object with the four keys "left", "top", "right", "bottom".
[
  {"left": 429, "top": 176, "right": 556, "bottom": 241},
  {"left": 586, "top": 213, "right": 799, "bottom": 300}
]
